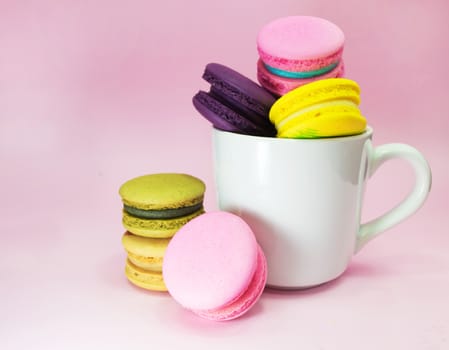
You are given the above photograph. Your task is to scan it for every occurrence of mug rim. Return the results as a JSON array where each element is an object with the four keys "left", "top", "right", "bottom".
[{"left": 213, "top": 126, "right": 373, "bottom": 143}]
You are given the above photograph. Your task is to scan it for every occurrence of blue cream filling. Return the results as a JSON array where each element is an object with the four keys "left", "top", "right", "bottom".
[{"left": 264, "top": 62, "right": 339, "bottom": 79}]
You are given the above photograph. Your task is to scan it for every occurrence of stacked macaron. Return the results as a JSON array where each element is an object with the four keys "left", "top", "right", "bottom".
[
  {"left": 118, "top": 176, "right": 268, "bottom": 321},
  {"left": 257, "top": 16, "right": 345, "bottom": 96},
  {"left": 119, "top": 173, "right": 206, "bottom": 291}
]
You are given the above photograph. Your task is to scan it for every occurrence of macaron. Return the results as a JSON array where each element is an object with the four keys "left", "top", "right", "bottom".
[
  {"left": 119, "top": 173, "right": 206, "bottom": 238},
  {"left": 122, "top": 231, "right": 170, "bottom": 271},
  {"left": 193, "top": 63, "right": 277, "bottom": 137},
  {"left": 163, "top": 211, "right": 267, "bottom": 321},
  {"left": 257, "top": 16, "right": 345, "bottom": 95},
  {"left": 269, "top": 78, "right": 367, "bottom": 138},
  {"left": 125, "top": 259, "right": 167, "bottom": 291}
]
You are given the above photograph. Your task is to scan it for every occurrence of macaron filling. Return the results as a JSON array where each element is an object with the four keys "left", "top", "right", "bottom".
[
  {"left": 124, "top": 202, "right": 204, "bottom": 220},
  {"left": 264, "top": 61, "right": 339, "bottom": 79}
]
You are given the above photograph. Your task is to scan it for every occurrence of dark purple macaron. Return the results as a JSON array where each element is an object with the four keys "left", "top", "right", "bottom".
[{"left": 192, "top": 63, "right": 277, "bottom": 137}]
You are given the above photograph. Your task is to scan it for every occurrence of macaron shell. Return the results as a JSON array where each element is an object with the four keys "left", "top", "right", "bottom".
[
  {"left": 269, "top": 78, "right": 361, "bottom": 124},
  {"left": 163, "top": 211, "right": 259, "bottom": 312},
  {"left": 125, "top": 259, "right": 167, "bottom": 292},
  {"left": 194, "top": 245, "right": 267, "bottom": 321},
  {"left": 119, "top": 173, "right": 205, "bottom": 211},
  {"left": 278, "top": 110, "right": 367, "bottom": 138},
  {"left": 122, "top": 209, "right": 205, "bottom": 238},
  {"left": 257, "top": 59, "right": 344, "bottom": 96},
  {"left": 257, "top": 16, "right": 344, "bottom": 70},
  {"left": 203, "top": 63, "right": 276, "bottom": 116}
]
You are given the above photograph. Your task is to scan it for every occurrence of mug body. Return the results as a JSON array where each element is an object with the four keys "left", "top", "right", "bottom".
[{"left": 213, "top": 127, "right": 373, "bottom": 288}]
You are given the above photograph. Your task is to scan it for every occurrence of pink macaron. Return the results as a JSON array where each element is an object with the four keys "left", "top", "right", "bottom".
[
  {"left": 162, "top": 211, "right": 267, "bottom": 321},
  {"left": 257, "top": 16, "right": 345, "bottom": 95}
]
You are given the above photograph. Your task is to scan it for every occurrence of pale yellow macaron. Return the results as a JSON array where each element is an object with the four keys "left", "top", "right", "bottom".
[
  {"left": 121, "top": 231, "right": 170, "bottom": 271},
  {"left": 269, "top": 78, "right": 366, "bottom": 138},
  {"left": 125, "top": 259, "right": 167, "bottom": 292}
]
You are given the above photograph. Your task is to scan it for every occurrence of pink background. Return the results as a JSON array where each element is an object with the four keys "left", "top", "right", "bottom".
[{"left": 1, "top": 0, "right": 448, "bottom": 349}]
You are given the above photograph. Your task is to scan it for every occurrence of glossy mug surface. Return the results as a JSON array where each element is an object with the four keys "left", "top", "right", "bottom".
[{"left": 213, "top": 127, "right": 431, "bottom": 289}]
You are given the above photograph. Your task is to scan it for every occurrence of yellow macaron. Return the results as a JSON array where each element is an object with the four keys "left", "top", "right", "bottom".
[
  {"left": 269, "top": 78, "right": 367, "bottom": 138},
  {"left": 121, "top": 231, "right": 170, "bottom": 271},
  {"left": 125, "top": 259, "right": 167, "bottom": 292}
]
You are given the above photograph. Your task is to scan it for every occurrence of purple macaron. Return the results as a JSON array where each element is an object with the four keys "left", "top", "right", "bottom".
[{"left": 192, "top": 63, "right": 277, "bottom": 137}]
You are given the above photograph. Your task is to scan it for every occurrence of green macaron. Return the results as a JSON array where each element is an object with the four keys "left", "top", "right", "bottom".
[{"left": 119, "top": 173, "right": 206, "bottom": 238}]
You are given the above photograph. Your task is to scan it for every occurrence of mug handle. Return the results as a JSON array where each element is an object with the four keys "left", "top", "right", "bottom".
[{"left": 355, "top": 141, "right": 432, "bottom": 252}]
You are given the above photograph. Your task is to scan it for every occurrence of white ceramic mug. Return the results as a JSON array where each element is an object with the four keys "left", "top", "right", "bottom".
[{"left": 213, "top": 127, "right": 431, "bottom": 289}]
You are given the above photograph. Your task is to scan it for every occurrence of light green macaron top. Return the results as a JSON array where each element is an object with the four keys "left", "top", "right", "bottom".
[{"left": 119, "top": 173, "right": 206, "bottom": 211}]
